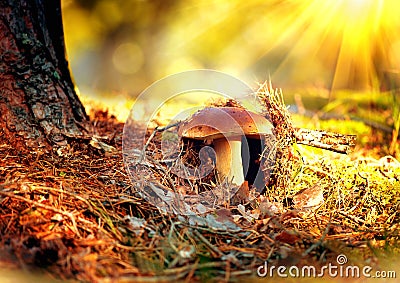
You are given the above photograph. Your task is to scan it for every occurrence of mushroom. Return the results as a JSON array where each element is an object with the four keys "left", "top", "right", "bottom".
[{"left": 178, "top": 107, "right": 273, "bottom": 186}]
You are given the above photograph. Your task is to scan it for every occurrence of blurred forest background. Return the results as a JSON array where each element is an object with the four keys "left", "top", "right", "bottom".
[
  {"left": 61, "top": 0, "right": 400, "bottom": 155},
  {"left": 61, "top": 0, "right": 400, "bottom": 92}
]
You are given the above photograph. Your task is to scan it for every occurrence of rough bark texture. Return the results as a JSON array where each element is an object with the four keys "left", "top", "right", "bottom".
[
  {"left": 0, "top": 0, "right": 88, "bottom": 151},
  {"left": 294, "top": 128, "right": 357, "bottom": 154}
]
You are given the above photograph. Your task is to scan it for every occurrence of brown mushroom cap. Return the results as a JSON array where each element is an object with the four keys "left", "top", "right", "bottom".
[{"left": 178, "top": 107, "right": 273, "bottom": 140}]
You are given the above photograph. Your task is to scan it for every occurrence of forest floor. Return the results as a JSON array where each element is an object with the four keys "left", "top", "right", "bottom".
[{"left": 0, "top": 91, "right": 399, "bottom": 282}]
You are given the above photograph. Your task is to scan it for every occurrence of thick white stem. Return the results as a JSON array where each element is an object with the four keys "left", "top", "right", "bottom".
[{"left": 213, "top": 137, "right": 244, "bottom": 186}]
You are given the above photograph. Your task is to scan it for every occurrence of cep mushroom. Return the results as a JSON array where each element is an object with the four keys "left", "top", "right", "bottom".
[{"left": 178, "top": 107, "right": 273, "bottom": 186}]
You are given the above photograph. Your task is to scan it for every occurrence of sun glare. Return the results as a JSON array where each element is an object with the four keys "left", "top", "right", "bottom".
[
  {"left": 263, "top": 0, "right": 400, "bottom": 90},
  {"left": 344, "top": 0, "right": 373, "bottom": 13},
  {"left": 192, "top": 0, "right": 400, "bottom": 90},
  {"left": 328, "top": 0, "right": 387, "bottom": 89}
]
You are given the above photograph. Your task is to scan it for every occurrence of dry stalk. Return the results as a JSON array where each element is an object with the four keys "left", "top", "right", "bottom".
[{"left": 255, "top": 81, "right": 297, "bottom": 193}]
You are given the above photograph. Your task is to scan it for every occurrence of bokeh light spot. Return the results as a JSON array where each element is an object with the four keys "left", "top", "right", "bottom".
[{"left": 112, "top": 42, "right": 144, "bottom": 75}]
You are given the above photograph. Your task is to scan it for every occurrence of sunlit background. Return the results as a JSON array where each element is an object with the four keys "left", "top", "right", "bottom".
[
  {"left": 61, "top": 0, "right": 400, "bottom": 155},
  {"left": 62, "top": 0, "right": 400, "bottom": 93}
]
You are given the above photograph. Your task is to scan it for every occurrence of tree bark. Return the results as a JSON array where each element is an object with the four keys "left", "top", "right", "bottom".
[
  {"left": 294, "top": 128, "right": 356, "bottom": 154},
  {"left": 0, "top": 0, "right": 89, "bottom": 151}
]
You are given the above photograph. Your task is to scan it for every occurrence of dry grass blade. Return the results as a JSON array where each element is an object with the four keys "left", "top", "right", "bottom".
[{"left": 255, "top": 81, "right": 297, "bottom": 192}]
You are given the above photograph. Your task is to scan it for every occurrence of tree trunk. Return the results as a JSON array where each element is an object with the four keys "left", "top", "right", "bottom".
[{"left": 0, "top": 0, "right": 89, "bottom": 151}]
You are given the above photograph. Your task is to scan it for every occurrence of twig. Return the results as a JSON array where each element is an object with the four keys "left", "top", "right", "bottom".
[
  {"left": 184, "top": 258, "right": 199, "bottom": 283},
  {"left": 168, "top": 221, "right": 183, "bottom": 254},
  {"left": 229, "top": 270, "right": 253, "bottom": 276},
  {"left": 142, "top": 121, "right": 181, "bottom": 153},
  {"left": 338, "top": 210, "right": 366, "bottom": 225},
  {"left": 164, "top": 261, "right": 226, "bottom": 274},
  {"left": 294, "top": 128, "right": 356, "bottom": 154},
  {"left": 302, "top": 215, "right": 331, "bottom": 256},
  {"left": 100, "top": 274, "right": 187, "bottom": 283},
  {"left": 193, "top": 229, "right": 224, "bottom": 257}
]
